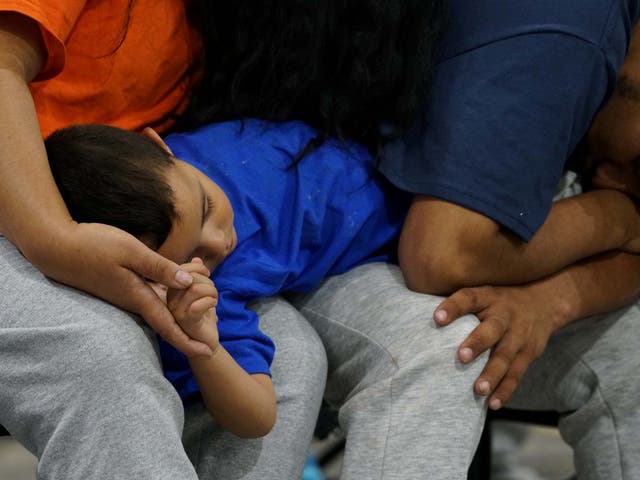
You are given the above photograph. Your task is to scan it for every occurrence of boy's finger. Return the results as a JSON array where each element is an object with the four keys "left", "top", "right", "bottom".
[
  {"left": 206, "top": 307, "right": 218, "bottom": 324},
  {"left": 189, "top": 272, "right": 217, "bottom": 290},
  {"left": 187, "top": 296, "right": 218, "bottom": 321},
  {"left": 168, "top": 282, "right": 218, "bottom": 314},
  {"left": 186, "top": 276, "right": 218, "bottom": 300},
  {"left": 134, "top": 285, "right": 212, "bottom": 357},
  {"left": 178, "top": 261, "right": 211, "bottom": 278}
]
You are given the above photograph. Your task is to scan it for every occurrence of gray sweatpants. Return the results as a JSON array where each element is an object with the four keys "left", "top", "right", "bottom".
[
  {"left": 0, "top": 235, "right": 326, "bottom": 480},
  {"left": 292, "top": 262, "right": 640, "bottom": 479},
  {"left": 1, "top": 232, "right": 638, "bottom": 479}
]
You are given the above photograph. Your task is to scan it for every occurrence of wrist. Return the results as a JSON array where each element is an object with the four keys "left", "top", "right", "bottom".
[
  {"left": 187, "top": 341, "right": 224, "bottom": 362},
  {"left": 527, "top": 278, "right": 576, "bottom": 333},
  {"left": 595, "top": 190, "right": 638, "bottom": 246},
  {"left": 178, "top": 321, "right": 221, "bottom": 357},
  {"left": 17, "top": 217, "right": 77, "bottom": 272}
]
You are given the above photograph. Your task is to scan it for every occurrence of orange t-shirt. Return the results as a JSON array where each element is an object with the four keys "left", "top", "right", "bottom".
[{"left": 2, "top": 0, "right": 203, "bottom": 137}]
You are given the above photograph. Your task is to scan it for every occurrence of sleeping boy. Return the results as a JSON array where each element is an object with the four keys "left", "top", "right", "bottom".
[{"left": 44, "top": 120, "right": 409, "bottom": 437}]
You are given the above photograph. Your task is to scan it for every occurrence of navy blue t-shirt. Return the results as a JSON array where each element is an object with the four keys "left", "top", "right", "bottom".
[
  {"left": 380, "top": 0, "right": 640, "bottom": 240},
  {"left": 159, "top": 120, "right": 409, "bottom": 402}
]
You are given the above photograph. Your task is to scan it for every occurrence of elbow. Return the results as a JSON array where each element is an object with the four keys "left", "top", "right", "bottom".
[
  {"left": 231, "top": 415, "right": 276, "bottom": 439},
  {"left": 238, "top": 409, "right": 277, "bottom": 439},
  {"left": 399, "top": 240, "right": 477, "bottom": 295},
  {"left": 206, "top": 403, "right": 277, "bottom": 439},
  {"left": 398, "top": 220, "right": 494, "bottom": 295},
  {"left": 399, "top": 195, "right": 507, "bottom": 295},
  {"left": 398, "top": 196, "right": 497, "bottom": 295}
]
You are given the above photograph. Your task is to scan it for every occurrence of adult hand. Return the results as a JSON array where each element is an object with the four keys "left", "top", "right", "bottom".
[
  {"left": 28, "top": 221, "right": 213, "bottom": 357},
  {"left": 434, "top": 285, "right": 556, "bottom": 410}
]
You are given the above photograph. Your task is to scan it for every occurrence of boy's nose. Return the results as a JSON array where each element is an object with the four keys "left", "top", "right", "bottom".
[{"left": 206, "top": 229, "right": 227, "bottom": 254}]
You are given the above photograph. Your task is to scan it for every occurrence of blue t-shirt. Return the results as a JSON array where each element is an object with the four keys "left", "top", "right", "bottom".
[
  {"left": 380, "top": 0, "right": 640, "bottom": 240},
  {"left": 159, "top": 120, "right": 409, "bottom": 402}
]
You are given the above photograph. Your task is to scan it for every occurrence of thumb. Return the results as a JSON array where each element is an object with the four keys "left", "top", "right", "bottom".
[{"left": 127, "top": 240, "right": 193, "bottom": 289}]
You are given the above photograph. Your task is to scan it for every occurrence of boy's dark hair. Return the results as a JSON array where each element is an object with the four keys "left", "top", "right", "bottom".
[
  {"left": 180, "top": 0, "right": 449, "bottom": 151},
  {"left": 45, "top": 124, "right": 178, "bottom": 250}
]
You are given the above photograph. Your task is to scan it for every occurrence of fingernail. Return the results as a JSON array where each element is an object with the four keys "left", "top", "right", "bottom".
[
  {"left": 175, "top": 270, "right": 193, "bottom": 286},
  {"left": 459, "top": 347, "right": 473, "bottom": 363},
  {"left": 489, "top": 398, "right": 502, "bottom": 410},
  {"left": 478, "top": 380, "right": 490, "bottom": 395},
  {"left": 434, "top": 309, "right": 447, "bottom": 324}
]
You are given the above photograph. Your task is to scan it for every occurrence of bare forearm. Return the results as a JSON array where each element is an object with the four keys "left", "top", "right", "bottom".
[
  {"left": 534, "top": 251, "right": 640, "bottom": 331},
  {"left": 189, "top": 347, "right": 276, "bottom": 438},
  {"left": 483, "top": 190, "right": 637, "bottom": 281},
  {"left": 401, "top": 191, "right": 639, "bottom": 294},
  {"left": 0, "top": 14, "right": 72, "bottom": 258},
  {"left": 0, "top": 71, "right": 73, "bottom": 245}
]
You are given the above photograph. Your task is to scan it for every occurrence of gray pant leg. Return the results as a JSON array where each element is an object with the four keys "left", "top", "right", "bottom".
[
  {"left": 0, "top": 236, "right": 197, "bottom": 480},
  {"left": 509, "top": 302, "right": 640, "bottom": 480},
  {"left": 288, "top": 263, "right": 488, "bottom": 480},
  {"left": 183, "top": 295, "right": 327, "bottom": 480}
]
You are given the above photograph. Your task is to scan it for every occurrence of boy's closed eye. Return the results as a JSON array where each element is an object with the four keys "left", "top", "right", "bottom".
[{"left": 156, "top": 157, "right": 237, "bottom": 273}]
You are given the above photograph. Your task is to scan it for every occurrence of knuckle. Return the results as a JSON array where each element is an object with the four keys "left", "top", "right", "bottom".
[
  {"left": 152, "top": 257, "right": 166, "bottom": 280},
  {"left": 459, "top": 287, "right": 479, "bottom": 305},
  {"left": 141, "top": 252, "right": 174, "bottom": 283},
  {"left": 186, "top": 304, "right": 200, "bottom": 319},
  {"left": 492, "top": 313, "right": 512, "bottom": 332},
  {"left": 477, "top": 285, "right": 493, "bottom": 297},
  {"left": 502, "top": 372, "right": 522, "bottom": 391},
  {"left": 520, "top": 348, "right": 536, "bottom": 363},
  {"left": 483, "top": 363, "right": 507, "bottom": 385},
  {"left": 137, "top": 255, "right": 163, "bottom": 281},
  {"left": 483, "top": 319, "right": 506, "bottom": 340},
  {"left": 533, "top": 339, "right": 549, "bottom": 359},
  {"left": 490, "top": 348, "right": 514, "bottom": 368},
  {"left": 192, "top": 283, "right": 211, "bottom": 297}
]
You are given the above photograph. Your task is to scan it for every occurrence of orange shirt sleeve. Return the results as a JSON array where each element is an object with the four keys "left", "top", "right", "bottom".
[
  {"left": 0, "top": 0, "right": 89, "bottom": 78},
  {"left": 24, "top": 0, "right": 203, "bottom": 137}
]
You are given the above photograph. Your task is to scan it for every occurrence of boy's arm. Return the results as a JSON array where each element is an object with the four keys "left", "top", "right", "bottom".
[
  {"left": 434, "top": 251, "right": 640, "bottom": 410},
  {"left": 189, "top": 351, "right": 276, "bottom": 438},
  {"left": 167, "top": 260, "right": 276, "bottom": 438},
  {"left": 399, "top": 189, "right": 640, "bottom": 295}
]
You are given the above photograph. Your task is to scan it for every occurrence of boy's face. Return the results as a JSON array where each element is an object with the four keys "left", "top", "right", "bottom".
[{"left": 158, "top": 157, "right": 237, "bottom": 272}]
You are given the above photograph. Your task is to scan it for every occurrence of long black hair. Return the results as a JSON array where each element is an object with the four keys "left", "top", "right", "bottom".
[{"left": 179, "top": 1, "right": 449, "bottom": 151}]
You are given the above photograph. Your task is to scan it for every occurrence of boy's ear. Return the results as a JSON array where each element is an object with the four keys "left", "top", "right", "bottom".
[{"left": 142, "top": 127, "right": 173, "bottom": 155}]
